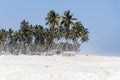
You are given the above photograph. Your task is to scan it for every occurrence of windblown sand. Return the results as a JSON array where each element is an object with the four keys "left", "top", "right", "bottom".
[{"left": 0, "top": 55, "right": 120, "bottom": 80}]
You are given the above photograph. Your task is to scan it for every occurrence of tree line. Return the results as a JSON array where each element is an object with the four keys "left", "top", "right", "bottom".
[{"left": 0, "top": 10, "right": 89, "bottom": 55}]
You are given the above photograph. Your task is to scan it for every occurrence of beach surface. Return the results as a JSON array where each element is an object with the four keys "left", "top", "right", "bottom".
[{"left": 0, "top": 55, "right": 120, "bottom": 80}]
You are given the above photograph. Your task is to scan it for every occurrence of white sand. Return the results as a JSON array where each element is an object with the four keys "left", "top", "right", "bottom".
[{"left": 0, "top": 55, "right": 120, "bottom": 80}]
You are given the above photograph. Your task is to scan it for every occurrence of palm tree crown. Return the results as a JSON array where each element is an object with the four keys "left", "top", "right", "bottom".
[
  {"left": 45, "top": 10, "right": 60, "bottom": 31},
  {"left": 61, "top": 10, "right": 77, "bottom": 32}
]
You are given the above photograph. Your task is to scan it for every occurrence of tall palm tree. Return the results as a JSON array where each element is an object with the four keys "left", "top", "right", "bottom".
[
  {"left": 20, "top": 20, "right": 34, "bottom": 54},
  {"left": 45, "top": 10, "right": 60, "bottom": 51},
  {"left": 61, "top": 10, "right": 77, "bottom": 38},
  {"left": 45, "top": 10, "right": 60, "bottom": 31}
]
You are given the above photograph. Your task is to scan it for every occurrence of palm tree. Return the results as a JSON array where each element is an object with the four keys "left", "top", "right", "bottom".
[
  {"left": 6, "top": 28, "right": 14, "bottom": 53},
  {"left": 61, "top": 10, "right": 77, "bottom": 38},
  {"left": 45, "top": 10, "right": 60, "bottom": 51},
  {"left": 45, "top": 10, "right": 60, "bottom": 31},
  {"left": 72, "top": 22, "right": 83, "bottom": 40},
  {"left": 55, "top": 26, "right": 65, "bottom": 40},
  {"left": 0, "top": 31, "right": 4, "bottom": 51},
  {"left": 81, "top": 28, "right": 89, "bottom": 43},
  {"left": 8, "top": 28, "right": 14, "bottom": 44},
  {"left": 44, "top": 28, "right": 52, "bottom": 51},
  {"left": 20, "top": 20, "right": 29, "bottom": 31},
  {"left": 24, "top": 24, "right": 35, "bottom": 54},
  {"left": 20, "top": 20, "right": 34, "bottom": 54},
  {"left": 34, "top": 25, "right": 45, "bottom": 52},
  {"left": 13, "top": 30, "right": 26, "bottom": 54},
  {"left": 0, "top": 29, "right": 8, "bottom": 52},
  {"left": 25, "top": 24, "right": 34, "bottom": 46},
  {"left": 71, "top": 21, "right": 89, "bottom": 51},
  {"left": 73, "top": 21, "right": 89, "bottom": 43}
]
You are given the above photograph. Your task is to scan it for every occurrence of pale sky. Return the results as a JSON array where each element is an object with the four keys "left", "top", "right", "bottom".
[{"left": 0, "top": 0, "right": 120, "bottom": 56}]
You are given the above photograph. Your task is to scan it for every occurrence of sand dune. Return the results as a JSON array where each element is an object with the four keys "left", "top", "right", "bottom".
[{"left": 0, "top": 55, "right": 120, "bottom": 80}]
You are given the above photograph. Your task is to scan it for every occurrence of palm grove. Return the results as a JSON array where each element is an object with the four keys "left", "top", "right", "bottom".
[{"left": 0, "top": 10, "right": 89, "bottom": 55}]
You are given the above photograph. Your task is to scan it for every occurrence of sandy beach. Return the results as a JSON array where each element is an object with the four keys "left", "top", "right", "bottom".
[{"left": 0, "top": 55, "right": 120, "bottom": 80}]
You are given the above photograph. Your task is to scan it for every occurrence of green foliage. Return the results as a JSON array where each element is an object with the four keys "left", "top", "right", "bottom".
[{"left": 0, "top": 10, "right": 89, "bottom": 54}]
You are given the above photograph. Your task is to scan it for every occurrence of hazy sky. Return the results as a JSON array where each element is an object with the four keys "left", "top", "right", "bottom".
[{"left": 0, "top": 0, "right": 120, "bottom": 56}]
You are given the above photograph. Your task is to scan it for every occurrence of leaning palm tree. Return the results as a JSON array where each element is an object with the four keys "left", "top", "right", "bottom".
[
  {"left": 72, "top": 21, "right": 89, "bottom": 52},
  {"left": 81, "top": 28, "right": 89, "bottom": 43},
  {"left": 74, "top": 21, "right": 89, "bottom": 43}
]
